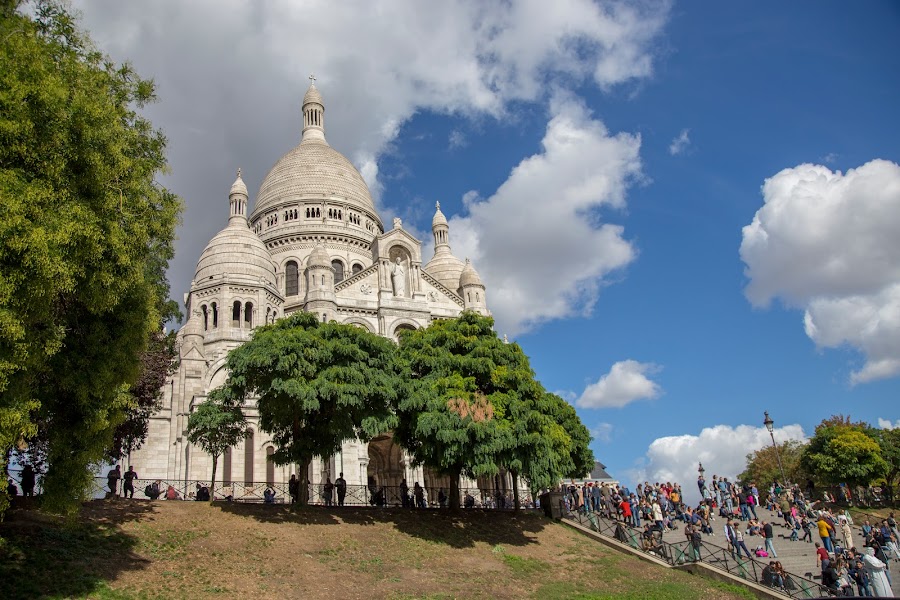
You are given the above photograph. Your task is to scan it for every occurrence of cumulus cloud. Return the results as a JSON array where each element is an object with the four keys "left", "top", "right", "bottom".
[
  {"left": 576, "top": 360, "right": 662, "bottom": 409},
  {"left": 740, "top": 160, "right": 900, "bottom": 383},
  {"left": 629, "top": 424, "right": 808, "bottom": 505},
  {"left": 879, "top": 418, "right": 900, "bottom": 429},
  {"left": 71, "top": 0, "right": 669, "bottom": 302},
  {"left": 450, "top": 96, "right": 642, "bottom": 334},
  {"left": 668, "top": 128, "right": 691, "bottom": 155}
]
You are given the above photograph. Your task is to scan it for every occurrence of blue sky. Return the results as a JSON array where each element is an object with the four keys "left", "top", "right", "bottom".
[{"left": 74, "top": 0, "right": 900, "bottom": 499}]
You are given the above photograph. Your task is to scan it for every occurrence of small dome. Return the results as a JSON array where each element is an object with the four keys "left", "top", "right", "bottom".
[
  {"left": 230, "top": 169, "right": 248, "bottom": 197},
  {"left": 307, "top": 243, "right": 331, "bottom": 268},
  {"left": 459, "top": 259, "right": 484, "bottom": 287},
  {"left": 194, "top": 221, "right": 276, "bottom": 286},
  {"left": 424, "top": 253, "right": 464, "bottom": 291},
  {"left": 432, "top": 201, "right": 448, "bottom": 227}
]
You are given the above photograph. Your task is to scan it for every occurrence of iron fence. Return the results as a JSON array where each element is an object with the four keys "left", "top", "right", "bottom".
[
  {"left": 6, "top": 471, "right": 537, "bottom": 510},
  {"left": 566, "top": 507, "right": 834, "bottom": 599}
]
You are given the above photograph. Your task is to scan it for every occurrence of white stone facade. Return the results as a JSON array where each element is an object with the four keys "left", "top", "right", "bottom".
[{"left": 130, "top": 83, "right": 496, "bottom": 495}]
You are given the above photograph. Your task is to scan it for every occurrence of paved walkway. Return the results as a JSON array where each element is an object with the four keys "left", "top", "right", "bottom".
[{"left": 656, "top": 503, "right": 900, "bottom": 585}]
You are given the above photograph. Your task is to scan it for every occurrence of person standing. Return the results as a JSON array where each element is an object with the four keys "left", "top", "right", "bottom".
[
  {"left": 106, "top": 465, "right": 121, "bottom": 498},
  {"left": 335, "top": 472, "right": 347, "bottom": 506},
  {"left": 122, "top": 466, "right": 137, "bottom": 499},
  {"left": 288, "top": 474, "right": 299, "bottom": 504},
  {"left": 862, "top": 546, "right": 894, "bottom": 597},
  {"left": 20, "top": 465, "right": 35, "bottom": 497},
  {"left": 323, "top": 477, "right": 334, "bottom": 507},
  {"left": 763, "top": 520, "right": 778, "bottom": 558},
  {"left": 818, "top": 514, "right": 835, "bottom": 553}
]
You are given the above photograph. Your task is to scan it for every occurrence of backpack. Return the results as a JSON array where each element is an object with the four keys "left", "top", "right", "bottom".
[{"left": 144, "top": 484, "right": 153, "bottom": 497}]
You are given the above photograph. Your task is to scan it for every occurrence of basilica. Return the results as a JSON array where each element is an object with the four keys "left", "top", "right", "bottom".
[{"left": 131, "top": 82, "right": 499, "bottom": 499}]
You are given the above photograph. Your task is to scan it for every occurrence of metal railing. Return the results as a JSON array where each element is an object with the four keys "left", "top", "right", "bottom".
[{"left": 566, "top": 508, "right": 834, "bottom": 599}]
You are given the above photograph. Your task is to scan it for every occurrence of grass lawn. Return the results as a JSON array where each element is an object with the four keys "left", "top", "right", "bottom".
[{"left": 1, "top": 499, "right": 755, "bottom": 599}]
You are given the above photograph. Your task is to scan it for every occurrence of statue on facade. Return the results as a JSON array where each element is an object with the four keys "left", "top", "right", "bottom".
[{"left": 391, "top": 257, "right": 405, "bottom": 297}]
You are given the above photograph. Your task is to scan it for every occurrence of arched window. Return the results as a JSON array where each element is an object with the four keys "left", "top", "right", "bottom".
[
  {"left": 321, "top": 274, "right": 325, "bottom": 286},
  {"left": 266, "top": 446, "right": 275, "bottom": 487},
  {"left": 244, "top": 430, "right": 254, "bottom": 485},
  {"left": 211, "top": 302, "right": 218, "bottom": 328},
  {"left": 332, "top": 260, "right": 344, "bottom": 283},
  {"left": 476, "top": 292, "right": 480, "bottom": 302},
  {"left": 232, "top": 301, "right": 241, "bottom": 328},
  {"left": 285, "top": 261, "right": 299, "bottom": 296},
  {"left": 201, "top": 305, "right": 208, "bottom": 331},
  {"left": 244, "top": 302, "right": 253, "bottom": 328},
  {"left": 352, "top": 263, "right": 363, "bottom": 275},
  {"left": 266, "top": 306, "right": 271, "bottom": 324}
]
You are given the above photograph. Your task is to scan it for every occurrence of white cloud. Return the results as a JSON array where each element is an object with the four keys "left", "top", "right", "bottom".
[
  {"left": 822, "top": 152, "right": 838, "bottom": 164},
  {"left": 740, "top": 160, "right": 900, "bottom": 383},
  {"left": 879, "top": 418, "right": 900, "bottom": 430},
  {"left": 576, "top": 360, "right": 662, "bottom": 409},
  {"left": 70, "top": 0, "right": 670, "bottom": 304},
  {"left": 668, "top": 128, "right": 690, "bottom": 155},
  {"left": 629, "top": 424, "right": 808, "bottom": 505},
  {"left": 450, "top": 95, "right": 642, "bottom": 335},
  {"left": 448, "top": 130, "right": 467, "bottom": 150}
]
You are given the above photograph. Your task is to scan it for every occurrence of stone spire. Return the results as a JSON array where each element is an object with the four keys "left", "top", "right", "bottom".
[
  {"left": 229, "top": 168, "right": 248, "bottom": 224},
  {"left": 432, "top": 201, "right": 451, "bottom": 255},
  {"left": 301, "top": 74, "right": 325, "bottom": 143}
]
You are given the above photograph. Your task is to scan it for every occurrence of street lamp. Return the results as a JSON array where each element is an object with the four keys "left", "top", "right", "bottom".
[{"left": 764, "top": 411, "right": 788, "bottom": 486}]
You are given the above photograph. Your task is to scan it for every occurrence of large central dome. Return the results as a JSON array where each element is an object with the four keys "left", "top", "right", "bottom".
[
  {"left": 253, "top": 140, "right": 375, "bottom": 215},
  {"left": 250, "top": 82, "right": 377, "bottom": 219}
]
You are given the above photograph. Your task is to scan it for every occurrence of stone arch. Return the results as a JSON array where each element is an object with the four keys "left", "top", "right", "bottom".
[
  {"left": 204, "top": 359, "right": 229, "bottom": 392},
  {"left": 342, "top": 318, "right": 374, "bottom": 332},
  {"left": 390, "top": 320, "right": 419, "bottom": 340},
  {"left": 367, "top": 433, "right": 405, "bottom": 492}
]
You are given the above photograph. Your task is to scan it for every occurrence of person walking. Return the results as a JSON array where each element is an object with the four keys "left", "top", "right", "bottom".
[
  {"left": 818, "top": 514, "right": 835, "bottom": 553},
  {"left": 106, "top": 465, "right": 121, "bottom": 498},
  {"left": 733, "top": 524, "right": 753, "bottom": 560},
  {"left": 763, "top": 520, "right": 778, "bottom": 558},
  {"left": 122, "top": 466, "right": 138, "bottom": 499}
]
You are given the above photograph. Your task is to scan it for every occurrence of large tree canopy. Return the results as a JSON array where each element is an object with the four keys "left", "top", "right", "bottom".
[
  {"left": 738, "top": 439, "right": 808, "bottom": 488},
  {"left": 214, "top": 312, "right": 402, "bottom": 505},
  {"left": 801, "top": 416, "right": 887, "bottom": 487},
  {"left": 0, "top": 0, "right": 182, "bottom": 514},
  {"left": 396, "top": 312, "right": 593, "bottom": 508}
]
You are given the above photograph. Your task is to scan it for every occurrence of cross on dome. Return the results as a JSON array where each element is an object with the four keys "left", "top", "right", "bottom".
[
  {"left": 308, "top": 73, "right": 316, "bottom": 85},
  {"left": 236, "top": 167, "right": 242, "bottom": 178}
]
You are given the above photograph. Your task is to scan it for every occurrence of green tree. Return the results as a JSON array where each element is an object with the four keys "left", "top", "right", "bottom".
[
  {"left": 214, "top": 312, "right": 402, "bottom": 505},
  {"left": 396, "top": 312, "right": 591, "bottom": 509},
  {"left": 738, "top": 440, "right": 808, "bottom": 488},
  {"left": 110, "top": 328, "right": 179, "bottom": 461},
  {"left": 0, "top": 1, "right": 182, "bottom": 515},
  {"left": 505, "top": 391, "right": 594, "bottom": 508},
  {"left": 186, "top": 395, "right": 249, "bottom": 502},
  {"left": 870, "top": 427, "right": 900, "bottom": 501},
  {"left": 801, "top": 418, "right": 887, "bottom": 487}
]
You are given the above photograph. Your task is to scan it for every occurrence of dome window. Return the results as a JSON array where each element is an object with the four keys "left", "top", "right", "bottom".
[
  {"left": 211, "top": 302, "right": 218, "bottom": 328},
  {"left": 285, "top": 261, "right": 299, "bottom": 296},
  {"left": 352, "top": 263, "right": 363, "bottom": 275},
  {"left": 201, "top": 305, "right": 209, "bottom": 331},
  {"left": 244, "top": 302, "right": 253, "bottom": 328},
  {"left": 232, "top": 301, "right": 241, "bottom": 328}
]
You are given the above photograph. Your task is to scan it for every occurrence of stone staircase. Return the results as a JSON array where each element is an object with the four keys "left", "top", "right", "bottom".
[{"left": 657, "top": 504, "right": 900, "bottom": 585}]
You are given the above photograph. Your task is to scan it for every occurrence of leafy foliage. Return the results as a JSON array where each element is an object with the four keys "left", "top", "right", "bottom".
[
  {"left": 214, "top": 312, "right": 402, "bottom": 504},
  {"left": 110, "top": 328, "right": 178, "bottom": 460},
  {"left": 738, "top": 439, "right": 808, "bottom": 487},
  {"left": 0, "top": 1, "right": 182, "bottom": 515},
  {"left": 396, "top": 312, "right": 593, "bottom": 508},
  {"left": 186, "top": 396, "right": 249, "bottom": 501},
  {"left": 871, "top": 427, "right": 900, "bottom": 496},
  {"left": 801, "top": 416, "right": 887, "bottom": 486}
]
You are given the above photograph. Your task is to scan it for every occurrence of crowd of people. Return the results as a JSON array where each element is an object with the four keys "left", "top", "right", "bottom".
[{"left": 562, "top": 475, "right": 899, "bottom": 596}]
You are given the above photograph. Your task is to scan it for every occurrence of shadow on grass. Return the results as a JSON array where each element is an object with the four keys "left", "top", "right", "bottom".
[
  {"left": 0, "top": 499, "right": 155, "bottom": 598},
  {"left": 213, "top": 502, "right": 550, "bottom": 548}
]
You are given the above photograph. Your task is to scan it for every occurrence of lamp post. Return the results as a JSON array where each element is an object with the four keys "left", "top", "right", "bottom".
[{"left": 764, "top": 411, "right": 788, "bottom": 486}]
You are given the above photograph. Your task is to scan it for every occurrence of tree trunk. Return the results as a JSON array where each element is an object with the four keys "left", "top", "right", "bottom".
[
  {"left": 299, "top": 457, "right": 311, "bottom": 506},
  {"left": 511, "top": 470, "right": 520, "bottom": 510},
  {"left": 209, "top": 453, "right": 218, "bottom": 503},
  {"left": 449, "top": 467, "right": 461, "bottom": 510}
]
